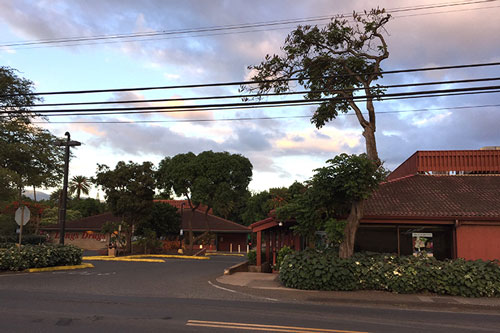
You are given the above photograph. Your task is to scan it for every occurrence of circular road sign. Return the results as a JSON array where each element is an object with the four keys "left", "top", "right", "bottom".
[{"left": 15, "top": 206, "right": 31, "bottom": 226}]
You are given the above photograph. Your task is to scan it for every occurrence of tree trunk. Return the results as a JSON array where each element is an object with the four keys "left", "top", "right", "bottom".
[
  {"left": 33, "top": 185, "right": 37, "bottom": 202},
  {"left": 188, "top": 208, "right": 196, "bottom": 253},
  {"left": 339, "top": 200, "right": 365, "bottom": 258},
  {"left": 362, "top": 125, "right": 381, "bottom": 167}
]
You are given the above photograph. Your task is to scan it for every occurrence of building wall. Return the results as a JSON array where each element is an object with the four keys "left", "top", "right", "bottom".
[
  {"left": 456, "top": 225, "right": 500, "bottom": 261},
  {"left": 47, "top": 231, "right": 108, "bottom": 250},
  {"left": 217, "top": 233, "right": 247, "bottom": 252}
]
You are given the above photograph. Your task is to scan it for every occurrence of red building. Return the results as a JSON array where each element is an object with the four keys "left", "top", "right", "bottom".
[
  {"left": 360, "top": 149, "right": 500, "bottom": 261},
  {"left": 251, "top": 149, "right": 500, "bottom": 270}
]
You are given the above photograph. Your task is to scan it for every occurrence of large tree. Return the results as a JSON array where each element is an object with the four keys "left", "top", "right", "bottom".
[
  {"left": 94, "top": 161, "right": 155, "bottom": 253},
  {"left": 157, "top": 151, "right": 252, "bottom": 251},
  {"left": 1, "top": 66, "right": 63, "bottom": 200},
  {"left": 0, "top": 119, "right": 65, "bottom": 199},
  {"left": 246, "top": 9, "right": 391, "bottom": 257},
  {"left": 1, "top": 66, "right": 41, "bottom": 122},
  {"left": 277, "top": 154, "right": 386, "bottom": 257}
]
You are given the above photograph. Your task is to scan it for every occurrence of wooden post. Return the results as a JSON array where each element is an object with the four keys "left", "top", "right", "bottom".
[
  {"left": 272, "top": 231, "right": 276, "bottom": 267},
  {"left": 256, "top": 231, "right": 262, "bottom": 267},
  {"left": 266, "top": 231, "right": 271, "bottom": 263}
]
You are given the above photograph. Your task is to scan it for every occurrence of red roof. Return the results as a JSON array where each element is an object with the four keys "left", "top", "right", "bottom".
[
  {"left": 155, "top": 199, "right": 213, "bottom": 214},
  {"left": 41, "top": 212, "right": 122, "bottom": 231},
  {"left": 181, "top": 210, "right": 250, "bottom": 233},
  {"left": 364, "top": 175, "right": 500, "bottom": 218}
]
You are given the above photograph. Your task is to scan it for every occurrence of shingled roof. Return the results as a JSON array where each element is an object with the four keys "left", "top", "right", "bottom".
[
  {"left": 41, "top": 212, "right": 122, "bottom": 231},
  {"left": 181, "top": 210, "right": 250, "bottom": 233},
  {"left": 364, "top": 175, "right": 500, "bottom": 218},
  {"left": 41, "top": 207, "right": 250, "bottom": 233}
]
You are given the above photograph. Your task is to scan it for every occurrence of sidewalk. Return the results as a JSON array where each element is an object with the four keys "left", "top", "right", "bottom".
[{"left": 217, "top": 272, "right": 500, "bottom": 312}]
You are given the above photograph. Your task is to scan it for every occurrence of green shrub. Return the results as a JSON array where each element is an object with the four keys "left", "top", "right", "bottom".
[
  {"left": 0, "top": 244, "right": 83, "bottom": 271},
  {"left": 279, "top": 250, "right": 500, "bottom": 297},
  {"left": 276, "top": 246, "right": 294, "bottom": 271},
  {"left": 247, "top": 249, "right": 257, "bottom": 265},
  {"left": 0, "top": 234, "right": 47, "bottom": 245}
]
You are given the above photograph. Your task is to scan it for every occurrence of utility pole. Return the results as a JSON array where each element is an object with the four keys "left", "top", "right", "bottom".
[{"left": 56, "top": 132, "right": 81, "bottom": 245}]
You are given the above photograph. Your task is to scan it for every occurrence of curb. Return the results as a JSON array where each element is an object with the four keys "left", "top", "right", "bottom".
[
  {"left": 207, "top": 253, "right": 246, "bottom": 257},
  {"left": 24, "top": 263, "right": 94, "bottom": 273},
  {"left": 82, "top": 256, "right": 165, "bottom": 263},
  {"left": 126, "top": 254, "right": 209, "bottom": 260},
  {"left": 224, "top": 261, "right": 249, "bottom": 275}
]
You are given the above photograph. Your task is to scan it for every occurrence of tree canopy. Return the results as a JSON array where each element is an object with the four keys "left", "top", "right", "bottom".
[
  {"left": 69, "top": 175, "right": 91, "bottom": 199},
  {"left": 277, "top": 154, "right": 387, "bottom": 256},
  {"left": 245, "top": 8, "right": 390, "bottom": 165},
  {"left": 1, "top": 66, "right": 41, "bottom": 121},
  {"left": 94, "top": 161, "right": 155, "bottom": 252},
  {"left": 157, "top": 151, "right": 252, "bottom": 250}
]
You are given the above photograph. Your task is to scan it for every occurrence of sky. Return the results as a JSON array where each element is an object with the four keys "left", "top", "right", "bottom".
[{"left": 1, "top": 0, "right": 500, "bottom": 198}]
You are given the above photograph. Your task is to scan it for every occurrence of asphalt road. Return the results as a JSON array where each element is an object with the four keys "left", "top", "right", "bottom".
[{"left": 1, "top": 257, "right": 500, "bottom": 332}]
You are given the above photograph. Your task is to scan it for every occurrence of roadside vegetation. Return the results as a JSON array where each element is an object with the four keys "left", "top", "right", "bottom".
[
  {"left": 280, "top": 250, "right": 500, "bottom": 297},
  {"left": 0, "top": 244, "right": 82, "bottom": 271}
]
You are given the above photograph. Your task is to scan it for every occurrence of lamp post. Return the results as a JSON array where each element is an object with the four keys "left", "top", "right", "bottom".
[{"left": 56, "top": 132, "right": 81, "bottom": 245}]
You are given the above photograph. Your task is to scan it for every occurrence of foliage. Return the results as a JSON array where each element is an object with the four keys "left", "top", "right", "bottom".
[
  {"left": 0, "top": 234, "right": 47, "bottom": 246},
  {"left": 276, "top": 154, "right": 386, "bottom": 256},
  {"left": 95, "top": 161, "right": 155, "bottom": 252},
  {"left": 157, "top": 151, "right": 252, "bottom": 248},
  {"left": 136, "top": 201, "right": 180, "bottom": 237},
  {"left": 1, "top": 66, "right": 42, "bottom": 121},
  {"left": 247, "top": 249, "right": 257, "bottom": 265},
  {"left": 69, "top": 198, "right": 107, "bottom": 218},
  {"left": 136, "top": 228, "right": 162, "bottom": 254},
  {"left": 69, "top": 175, "right": 91, "bottom": 199},
  {"left": 40, "top": 207, "right": 82, "bottom": 225},
  {"left": 0, "top": 213, "right": 16, "bottom": 236},
  {"left": 244, "top": 9, "right": 390, "bottom": 163},
  {"left": 276, "top": 245, "right": 294, "bottom": 271},
  {"left": 0, "top": 244, "right": 82, "bottom": 271},
  {"left": 101, "top": 221, "right": 127, "bottom": 249},
  {"left": 0, "top": 120, "right": 65, "bottom": 196},
  {"left": 279, "top": 250, "right": 500, "bottom": 297}
]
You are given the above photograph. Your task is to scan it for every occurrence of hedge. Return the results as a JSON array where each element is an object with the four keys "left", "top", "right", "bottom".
[
  {"left": 0, "top": 234, "right": 47, "bottom": 245},
  {"left": 0, "top": 244, "right": 83, "bottom": 271},
  {"left": 279, "top": 250, "right": 500, "bottom": 297}
]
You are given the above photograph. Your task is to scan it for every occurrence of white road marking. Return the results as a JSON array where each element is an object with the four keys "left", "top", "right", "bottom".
[{"left": 208, "top": 280, "right": 278, "bottom": 302}]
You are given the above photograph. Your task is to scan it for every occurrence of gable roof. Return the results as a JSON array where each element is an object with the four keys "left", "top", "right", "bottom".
[
  {"left": 364, "top": 175, "right": 500, "bottom": 219},
  {"left": 154, "top": 199, "right": 213, "bottom": 214},
  {"left": 181, "top": 210, "right": 250, "bottom": 233},
  {"left": 41, "top": 206, "right": 250, "bottom": 234},
  {"left": 41, "top": 212, "right": 122, "bottom": 231}
]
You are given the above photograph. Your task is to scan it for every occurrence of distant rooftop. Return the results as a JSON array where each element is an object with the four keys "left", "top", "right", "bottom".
[{"left": 388, "top": 149, "right": 500, "bottom": 180}]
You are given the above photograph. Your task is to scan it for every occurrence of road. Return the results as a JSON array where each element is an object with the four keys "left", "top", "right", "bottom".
[{"left": 1, "top": 256, "right": 499, "bottom": 332}]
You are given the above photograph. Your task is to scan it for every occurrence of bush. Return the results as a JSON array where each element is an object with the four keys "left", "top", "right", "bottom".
[
  {"left": 276, "top": 246, "right": 293, "bottom": 271},
  {"left": 279, "top": 250, "right": 500, "bottom": 297},
  {"left": 0, "top": 234, "right": 47, "bottom": 245},
  {"left": 0, "top": 244, "right": 83, "bottom": 271},
  {"left": 247, "top": 249, "right": 257, "bottom": 265}
]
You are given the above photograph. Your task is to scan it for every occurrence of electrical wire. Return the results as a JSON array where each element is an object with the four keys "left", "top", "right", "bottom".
[
  {"left": 24, "top": 76, "right": 500, "bottom": 108},
  {"left": 29, "top": 103, "right": 500, "bottom": 125},
  {"left": 0, "top": 0, "right": 495, "bottom": 49},
  {"left": 3, "top": 61, "right": 500, "bottom": 98}
]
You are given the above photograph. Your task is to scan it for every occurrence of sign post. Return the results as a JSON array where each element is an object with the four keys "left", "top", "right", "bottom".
[{"left": 15, "top": 206, "right": 31, "bottom": 247}]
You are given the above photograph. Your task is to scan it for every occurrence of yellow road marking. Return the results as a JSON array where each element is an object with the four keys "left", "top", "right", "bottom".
[
  {"left": 25, "top": 263, "right": 94, "bottom": 273},
  {"left": 126, "top": 254, "right": 209, "bottom": 260},
  {"left": 206, "top": 253, "right": 245, "bottom": 257},
  {"left": 186, "top": 320, "right": 369, "bottom": 333},
  {"left": 82, "top": 256, "right": 164, "bottom": 263}
]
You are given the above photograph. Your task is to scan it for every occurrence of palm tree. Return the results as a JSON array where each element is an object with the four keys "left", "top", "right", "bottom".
[{"left": 69, "top": 175, "right": 91, "bottom": 200}]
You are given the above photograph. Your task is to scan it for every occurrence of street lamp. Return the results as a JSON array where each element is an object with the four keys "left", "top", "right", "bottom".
[{"left": 55, "top": 132, "right": 81, "bottom": 245}]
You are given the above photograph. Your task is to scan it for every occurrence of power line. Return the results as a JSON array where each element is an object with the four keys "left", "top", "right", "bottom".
[
  {"left": 0, "top": 0, "right": 495, "bottom": 49},
  {"left": 7, "top": 87, "right": 500, "bottom": 118},
  {"left": 11, "top": 85, "right": 500, "bottom": 115},
  {"left": 24, "top": 76, "right": 500, "bottom": 108},
  {"left": 3, "top": 61, "right": 500, "bottom": 98},
  {"left": 29, "top": 103, "right": 500, "bottom": 125}
]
